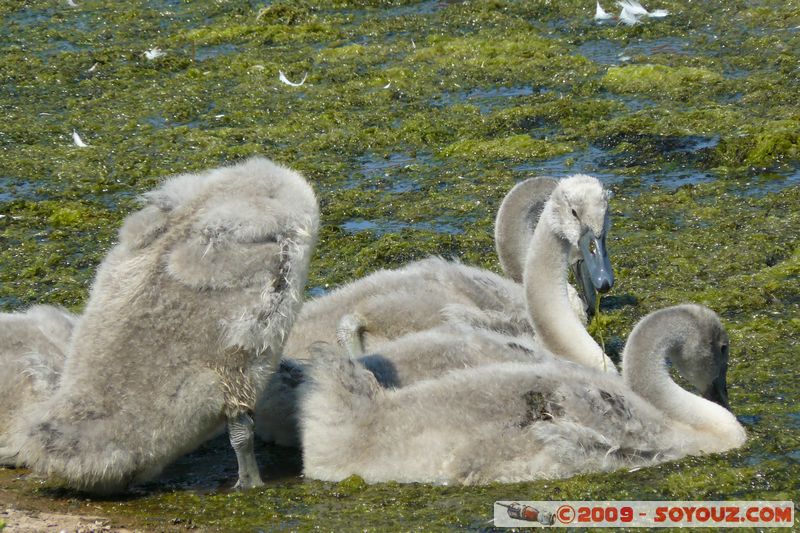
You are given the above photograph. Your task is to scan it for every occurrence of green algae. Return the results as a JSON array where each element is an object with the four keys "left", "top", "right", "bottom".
[
  {"left": 410, "top": 29, "right": 598, "bottom": 86},
  {"left": 440, "top": 134, "right": 574, "bottom": 162},
  {"left": 0, "top": 0, "right": 799, "bottom": 530},
  {"left": 603, "top": 64, "right": 725, "bottom": 99},
  {"left": 742, "top": 120, "right": 800, "bottom": 168}
]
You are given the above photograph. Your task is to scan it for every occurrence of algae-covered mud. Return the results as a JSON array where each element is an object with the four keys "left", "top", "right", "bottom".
[{"left": 1, "top": 0, "right": 798, "bottom": 530}]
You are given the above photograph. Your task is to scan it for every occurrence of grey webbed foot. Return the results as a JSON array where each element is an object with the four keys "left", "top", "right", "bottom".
[{"left": 228, "top": 412, "right": 264, "bottom": 490}]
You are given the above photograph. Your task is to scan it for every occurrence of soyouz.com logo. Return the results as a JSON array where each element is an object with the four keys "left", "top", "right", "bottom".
[{"left": 493, "top": 501, "right": 795, "bottom": 528}]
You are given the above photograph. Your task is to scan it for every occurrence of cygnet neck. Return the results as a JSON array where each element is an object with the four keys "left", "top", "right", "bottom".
[
  {"left": 622, "top": 310, "right": 745, "bottom": 449},
  {"left": 524, "top": 205, "right": 614, "bottom": 372}
]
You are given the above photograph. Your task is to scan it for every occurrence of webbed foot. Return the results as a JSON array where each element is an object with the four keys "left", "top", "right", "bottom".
[{"left": 228, "top": 412, "right": 264, "bottom": 490}]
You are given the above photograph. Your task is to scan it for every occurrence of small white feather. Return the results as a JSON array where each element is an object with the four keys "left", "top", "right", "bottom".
[
  {"left": 72, "top": 130, "right": 88, "bottom": 148},
  {"left": 278, "top": 71, "right": 307, "bottom": 87},
  {"left": 617, "top": 0, "right": 648, "bottom": 17},
  {"left": 595, "top": 1, "right": 613, "bottom": 20},
  {"left": 618, "top": 5, "right": 641, "bottom": 25},
  {"left": 144, "top": 48, "right": 165, "bottom": 60}
]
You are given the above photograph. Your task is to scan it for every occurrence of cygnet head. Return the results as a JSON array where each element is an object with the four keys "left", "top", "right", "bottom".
[
  {"left": 665, "top": 304, "right": 731, "bottom": 409},
  {"left": 546, "top": 175, "right": 614, "bottom": 293}
]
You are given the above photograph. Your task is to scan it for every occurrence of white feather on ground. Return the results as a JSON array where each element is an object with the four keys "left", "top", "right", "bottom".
[
  {"left": 144, "top": 48, "right": 165, "bottom": 60},
  {"left": 595, "top": 1, "right": 613, "bottom": 20},
  {"left": 72, "top": 130, "right": 88, "bottom": 147},
  {"left": 279, "top": 71, "right": 308, "bottom": 87}
]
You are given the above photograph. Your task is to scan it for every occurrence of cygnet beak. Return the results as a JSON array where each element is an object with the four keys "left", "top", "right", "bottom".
[
  {"left": 577, "top": 222, "right": 614, "bottom": 295},
  {"left": 702, "top": 374, "right": 731, "bottom": 411}
]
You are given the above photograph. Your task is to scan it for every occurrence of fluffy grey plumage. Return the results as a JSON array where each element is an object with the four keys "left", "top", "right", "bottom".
[
  {"left": 301, "top": 304, "right": 746, "bottom": 484},
  {"left": 0, "top": 306, "right": 77, "bottom": 465},
  {"left": 253, "top": 259, "right": 531, "bottom": 447},
  {"left": 5, "top": 157, "right": 318, "bottom": 494},
  {"left": 254, "top": 175, "right": 615, "bottom": 445},
  {"left": 284, "top": 257, "right": 531, "bottom": 357},
  {"left": 283, "top": 175, "right": 610, "bottom": 366}
]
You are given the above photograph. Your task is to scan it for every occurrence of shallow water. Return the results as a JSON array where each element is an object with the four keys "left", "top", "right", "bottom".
[{"left": 0, "top": 0, "right": 798, "bottom": 530}]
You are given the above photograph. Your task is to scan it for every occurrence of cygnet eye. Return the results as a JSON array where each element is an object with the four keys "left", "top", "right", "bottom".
[{"left": 571, "top": 208, "right": 578, "bottom": 219}]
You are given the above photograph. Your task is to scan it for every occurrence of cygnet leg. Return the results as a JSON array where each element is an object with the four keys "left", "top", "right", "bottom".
[{"left": 228, "top": 412, "right": 264, "bottom": 489}]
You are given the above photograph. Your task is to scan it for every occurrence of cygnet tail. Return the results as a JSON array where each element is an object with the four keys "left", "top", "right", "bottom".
[
  {"left": 308, "top": 345, "right": 380, "bottom": 400},
  {"left": 300, "top": 347, "right": 381, "bottom": 482}
]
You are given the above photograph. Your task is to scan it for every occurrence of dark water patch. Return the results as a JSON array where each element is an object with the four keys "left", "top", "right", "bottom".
[
  {"left": 353, "top": 152, "right": 416, "bottom": 180},
  {"left": 136, "top": 433, "right": 236, "bottom": 493},
  {"left": 346, "top": 152, "right": 435, "bottom": 193},
  {"left": 342, "top": 218, "right": 463, "bottom": 236},
  {"left": 167, "top": 118, "right": 205, "bottom": 130},
  {"left": 92, "top": 190, "right": 136, "bottom": 212},
  {"left": 333, "top": 0, "right": 445, "bottom": 20},
  {"left": 724, "top": 67, "right": 751, "bottom": 80},
  {"left": 622, "top": 96, "right": 657, "bottom": 112},
  {"left": 0, "top": 295, "right": 24, "bottom": 311},
  {"left": 737, "top": 169, "right": 800, "bottom": 197},
  {"left": 128, "top": 434, "right": 302, "bottom": 495},
  {"left": 383, "top": 0, "right": 446, "bottom": 18},
  {"left": 308, "top": 286, "right": 328, "bottom": 298},
  {"left": 41, "top": 39, "right": 89, "bottom": 57},
  {"left": 743, "top": 452, "right": 783, "bottom": 466},
  {"left": 600, "top": 293, "right": 639, "bottom": 311},
  {"left": 144, "top": 115, "right": 167, "bottom": 129},
  {"left": 575, "top": 39, "right": 621, "bottom": 65},
  {"left": 786, "top": 412, "right": 800, "bottom": 429},
  {"left": 0, "top": 0, "right": 797, "bottom": 528},
  {"left": 515, "top": 144, "right": 689, "bottom": 189},
  {"left": 3, "top": 7, "right": 54, "bottom": 29},
  {"left": 514, "top": 145, "right": 622, "bottom": 184},
  {"left": 386, "top": 178, "right": 419, "bottom": 193},
  {"left": 516, "top": 141, "right": 722, "bottom": 191},
  {"left": 433, "top": 85, "right": 545, "bottom": 113},
  {"left": 623, "top": 37, "right": 689, "bottom": 59},
  {"left": 597, "top": 133, "right": 720, "bottom": 154},
  {"left": 737, "top": 415, "right": 761, "bottom": 427},
  {"left": 647, "top": 170, "right": 717, "bottom": 189},
  {"left": 0, "top": 177, "right": 51, "bottom": 202},
  {"left": 194, "top": 43, "right": 239, "bottom": 62},
  {"left": 594, "top": 134, "right": 720, "bottom": 175},
  {"left": 576, "top": 37, "right": 690, "bottom": 65}
]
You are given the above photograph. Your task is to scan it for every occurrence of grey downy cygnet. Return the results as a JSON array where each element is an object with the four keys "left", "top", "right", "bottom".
[{"left": 2, "top": 156, "right": 318, "bottom": 494}]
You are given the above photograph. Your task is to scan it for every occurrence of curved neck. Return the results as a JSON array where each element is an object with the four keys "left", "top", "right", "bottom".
[
  {"left": 524, "top": 206, "right": 613, "bottom": 372},
  {"left": 623, "top": 317, "right": 745, "bottom": 451},
  {"left": 494, "top": 178, "right": 557, "bottom": 283}
]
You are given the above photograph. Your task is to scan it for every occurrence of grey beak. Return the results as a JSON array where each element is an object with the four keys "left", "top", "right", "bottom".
[
  {"left": 577, "top": 221, "right": 614, "bottom": 294},
  {"left": 702, "top": 375, "right": 730, "bottom": 411},
  {"left": 571, "top": 259, "right": 597, "bottom": 316}
]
